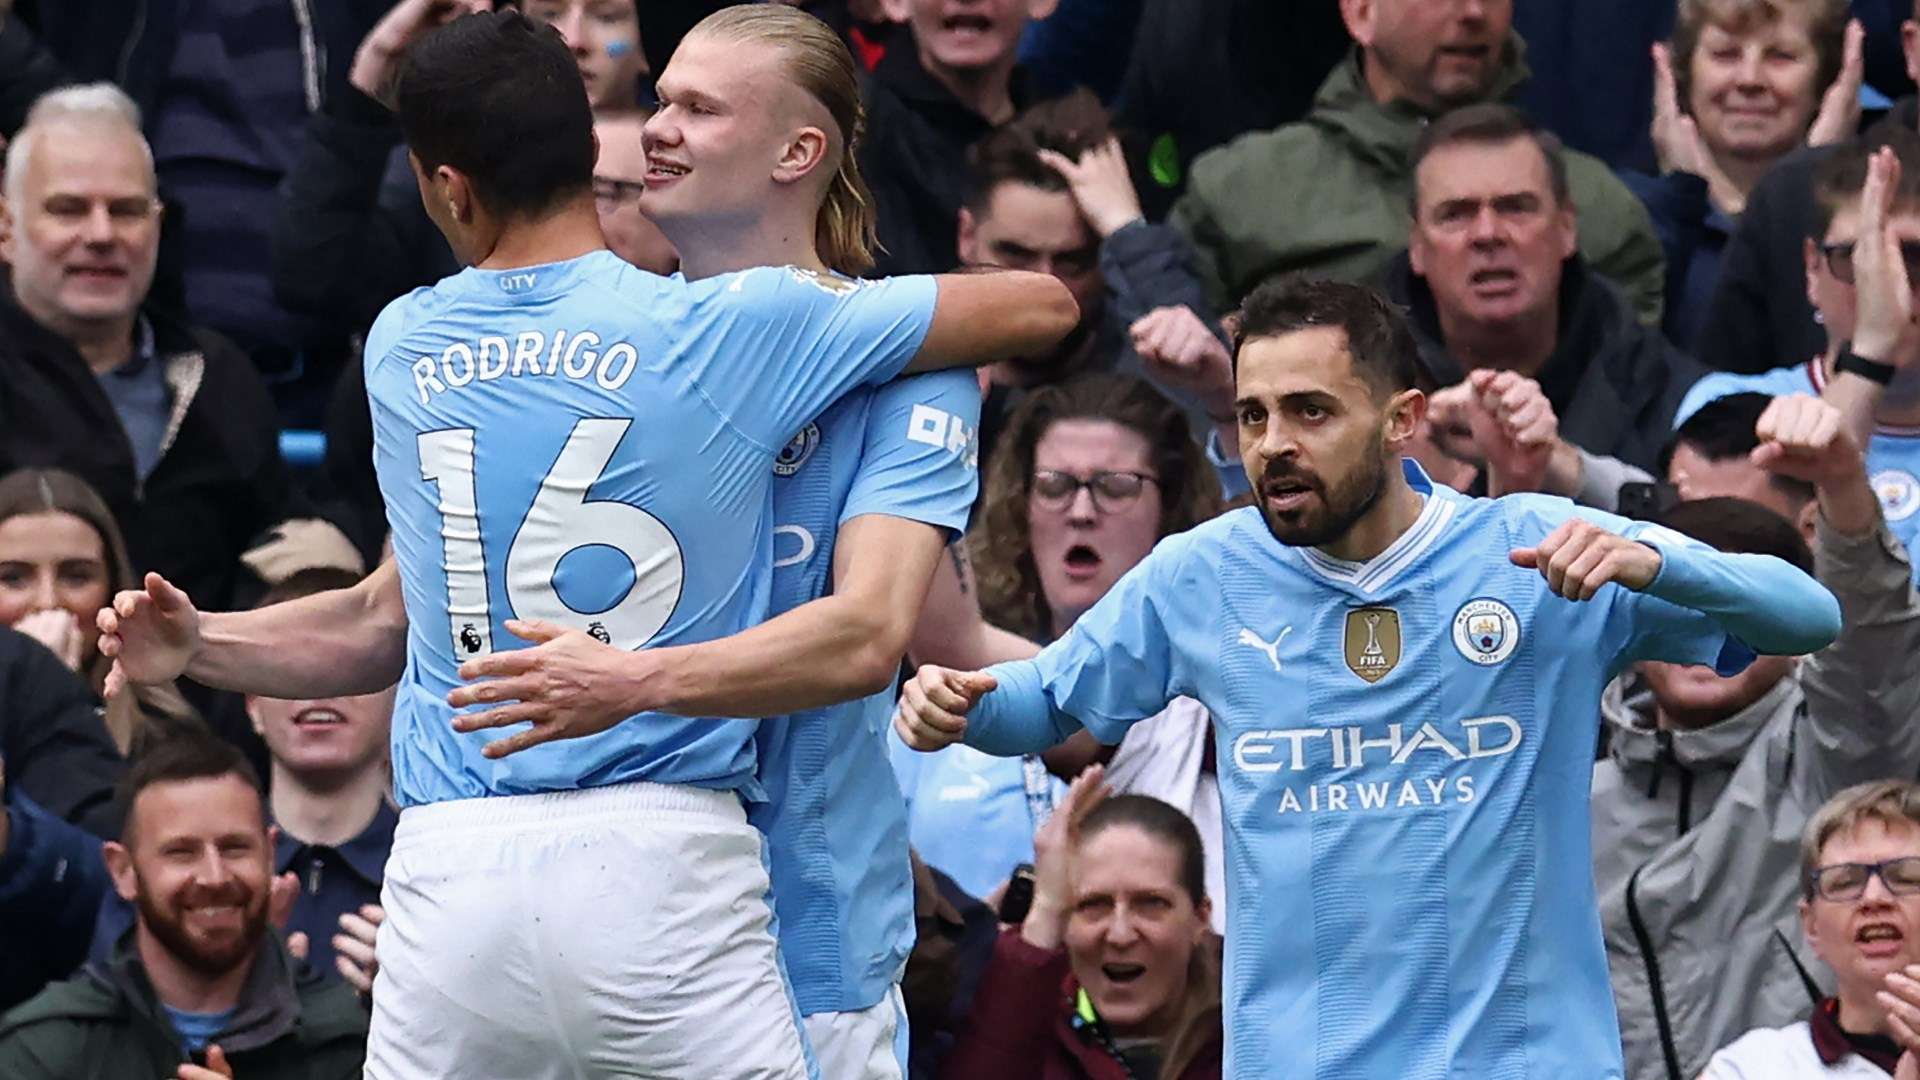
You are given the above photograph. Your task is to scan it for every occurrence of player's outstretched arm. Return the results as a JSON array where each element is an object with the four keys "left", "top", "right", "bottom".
[
  {"left": 450, "top": 515, "right": 949, "bottom": 757},
  {"left": 901, "top": 271, "right": 1080, "bottom": 375},
  {"left": 1511, "top": 514, "right": 1841, "bottom": 656},
  {"left": 96, "top": 561, "right": 407, "bottom": 700}
]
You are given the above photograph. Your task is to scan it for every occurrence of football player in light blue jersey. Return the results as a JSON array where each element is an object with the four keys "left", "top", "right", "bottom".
[
  {"left": 895, "top": 278, "right": 1843, "bottom": 1079},
  {"left": 97, "top": 8, "right": 1077, "bottom": 1080},
  {"left": 440, "top": 374, "right": 992, "bottom": 1080},
  {"left": 1672, "top": 134, "right": 1920, "bottom": 578}
]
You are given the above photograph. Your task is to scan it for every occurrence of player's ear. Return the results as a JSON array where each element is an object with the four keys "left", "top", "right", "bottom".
[
  {"left": 772, "top": 125, "right": 831, "bottom": 188},
  {"left": 434, "top": 166, "right": 476, "bottom": 224},
  {"left": 1382, "top": 387, "right": 1427, "bottom": 449}
]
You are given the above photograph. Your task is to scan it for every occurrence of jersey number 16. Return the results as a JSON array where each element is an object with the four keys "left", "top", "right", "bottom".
[{"left": 417, "top": 417, "right": 685, "bottom": 661}]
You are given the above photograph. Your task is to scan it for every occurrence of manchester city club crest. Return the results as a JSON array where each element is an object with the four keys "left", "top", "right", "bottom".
[
  {"left": 1452, "top": 598, "right": 1520, "bottom": 666},
  {"left": 1343, "top": 607, "right": 1401, "bottom": 683},
  {"left": 774, "top": 423, "right": 821, "bottom": 477},
  {"left": 1872, "top": 469, "right": 1920, "bottom": 522}
]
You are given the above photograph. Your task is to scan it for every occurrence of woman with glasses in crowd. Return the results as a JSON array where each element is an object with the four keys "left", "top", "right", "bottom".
[
  {"left": 891, "top": 374, "right": 1225, "bottom": 920},
  {"left": 0, "top": 469, "right": 196, "bottom": 754},
  {"left": 939, "top": 767, "right": 1223, "bottom": 1080},
  {"left": 1633, "top": 0, "right": 1860, "bottom": 346}
]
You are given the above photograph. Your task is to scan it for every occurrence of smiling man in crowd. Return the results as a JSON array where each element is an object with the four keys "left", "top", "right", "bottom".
[{"left": 0, "top": 734, "right": 367, "bottom": 1078}]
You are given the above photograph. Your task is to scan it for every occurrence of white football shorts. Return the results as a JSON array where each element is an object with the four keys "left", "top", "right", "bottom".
[
  {"left": 365, "top": 782, "right": 815, "bottom": 1079},
  {"left": 801, "top": 985, "right": 908, "bottom": 1080}
]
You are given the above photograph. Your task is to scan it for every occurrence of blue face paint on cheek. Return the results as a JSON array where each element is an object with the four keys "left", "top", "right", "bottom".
[{"left": 606, "top": 40, "right": 634, "bottom": 59}]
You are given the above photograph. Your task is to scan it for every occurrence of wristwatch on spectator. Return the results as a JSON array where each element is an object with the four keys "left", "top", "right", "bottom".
[{"left": 1837, "top": 341, "right": 1897, "bottom": 386}]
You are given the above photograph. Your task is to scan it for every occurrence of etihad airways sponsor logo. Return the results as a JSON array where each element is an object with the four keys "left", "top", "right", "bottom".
[{"left": 1233, "top": 716, "right": 1523, "bottom": 816}]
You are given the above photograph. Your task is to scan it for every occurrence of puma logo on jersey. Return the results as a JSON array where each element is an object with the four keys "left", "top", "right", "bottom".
[{"left": 1238, "top": 626, "right": 1291, "bottom": 672}]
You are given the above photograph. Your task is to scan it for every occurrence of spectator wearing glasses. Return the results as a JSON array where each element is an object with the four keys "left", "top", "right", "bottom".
[
  {"left": 1593, "top": 172, "right": 1920, "bottom": 1078},
  {"left": 1702, "top": 780, "right": 1920, "bottom": 1077},
  {"left": 1671, "top": 132, "right": 1920, "bottom": 581},
  {"left": 892, "top": 375, "right": 1226, "bottom": 917}
]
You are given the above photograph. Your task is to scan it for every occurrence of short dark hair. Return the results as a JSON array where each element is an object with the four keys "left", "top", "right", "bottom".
[
  {"left": 116, "top": 731, "right": 263, "bottom": 843},
  {"left": 1811, "top": 127, "right": 1920, "bottom": 239},
  {"left": 962, "top": 89, "right": 1113, "bottom": 215},
  {"left": 396, "top": 11, "right": 595, "bottom": 219},
  {"left": 1663, "top": 393, "right": 1816, "bottom": 505},
  {"left": 1409, "top": 103, "right": 1571, "bottom": 215},
  {"left": 1657, "top": 496, "right": 1814, "bottom": 575},
  {"left": 1231, "top": 277, "right": 1420, "bottom": 400}
]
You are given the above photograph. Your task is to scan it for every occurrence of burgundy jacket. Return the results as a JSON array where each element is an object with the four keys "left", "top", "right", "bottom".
[{"left": 939, "top": 929, "right": 1223, "bottom": 1080}]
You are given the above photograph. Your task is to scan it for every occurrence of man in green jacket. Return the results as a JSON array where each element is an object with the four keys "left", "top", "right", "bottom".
[
  {"left": 0, "top": 734, "right": 366, "bottom": 1079},
  {"left": 1170, "top": 0, "right": 1667, "bottom": 326}
]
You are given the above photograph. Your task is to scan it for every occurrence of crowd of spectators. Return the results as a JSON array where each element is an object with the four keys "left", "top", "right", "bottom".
[{"left": 4, "top": 0, "right": 1920, "bottom": 1077}]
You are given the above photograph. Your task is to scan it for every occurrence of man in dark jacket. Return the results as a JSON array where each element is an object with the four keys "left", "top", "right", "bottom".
[
  {"left": 861, "top": 0, "right": 1067, "bottom": 275},
  {"left": 1113, "top": 0, "right": 1348, "bottom": 220},
  {"left": 0, "top": 733, "right": 366, "bottom": 1078},
  {"left": 955, "top": 91, "right": 1218, "bottom": 468},
  {"left": 1384, "top": 104, "right": 1702, "bottom": 505},
  {"left": 1, "top": 0, "right": 391, "bottom": 424},
  {"left": 0, "top": 84, "right": 318, "bottom": 611},
  {"left": 0, "top": 626, "right": 124, "bottom": 1010}
]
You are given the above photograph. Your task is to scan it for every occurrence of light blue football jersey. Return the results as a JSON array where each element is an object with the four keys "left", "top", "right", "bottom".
[
  {"left": 955, "top": 461, "right": 1840, "bottom": 1079},
  {"left": 1675, "top": 359, "right": 1920, "bottom": 579},
  {"left": 363, "top": 252, "right": 938, "bottom": 807},
  {"left": 748, "top": 370, "right": 981, "bottom": 1016}
]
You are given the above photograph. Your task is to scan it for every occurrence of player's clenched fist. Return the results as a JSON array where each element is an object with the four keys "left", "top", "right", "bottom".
[
  {"left": 94, "top": 572, "right": 202, "bottom": 697},
  {"left": 893, "top": 665, "right": 997, "bottom": 751},
  {"left": 1510, "top": 518, "right": 1662, "bottom": 602},
  {"left": 1751, "top": 393, "right": 1861, "bottom": 487}
]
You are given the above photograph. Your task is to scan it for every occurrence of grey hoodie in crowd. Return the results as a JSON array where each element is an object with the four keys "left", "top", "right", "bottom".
[{"left": 1592, "top": 519, "right": 1920, "bottom": 1080}]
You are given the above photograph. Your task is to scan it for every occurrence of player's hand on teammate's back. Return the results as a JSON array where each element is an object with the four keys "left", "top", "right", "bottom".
[
  {"left": 1751, "top": 394, "right": 1863, "bottom": 487},
  {"left": 95, "top": 572, "right": 203, "bottom": 698},
  {"left": 1510, "top": 518, "right": 1662, "bottom": 602},
  {"left": 449, "top": 619, "right": 645, "bottom": 758},
  {"left": 893, "top": 665, "right": 997, "bottom": 751}
]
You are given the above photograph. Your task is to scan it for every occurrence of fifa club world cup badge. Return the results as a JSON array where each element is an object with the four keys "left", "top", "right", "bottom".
[
  {"left": 1452, "top": 599, "right": 1520, "bottom": 666},
  {"left": 1343, "top": 607, "right": 1401, "bottom": 684}
]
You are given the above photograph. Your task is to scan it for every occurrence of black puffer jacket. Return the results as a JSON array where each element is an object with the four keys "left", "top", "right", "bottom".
[
  {"left": 0, "top": 295, "right": 292, "bottom": 611},
  {"left": 1382, "top": 254, "right": 1704, "bottom": 474}
]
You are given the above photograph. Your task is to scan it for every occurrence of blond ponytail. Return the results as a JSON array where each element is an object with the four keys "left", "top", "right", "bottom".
[{"left": 688, "top": 5, "right": 879, "bottom": 276}]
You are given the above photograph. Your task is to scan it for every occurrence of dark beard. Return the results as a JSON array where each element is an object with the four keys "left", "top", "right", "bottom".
[
  {"left": 1259, "top": 448, "right": 1389, "bottom": 549},
  {"left": 134, "top": 876, "right": 267, "bottom": 978}
]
